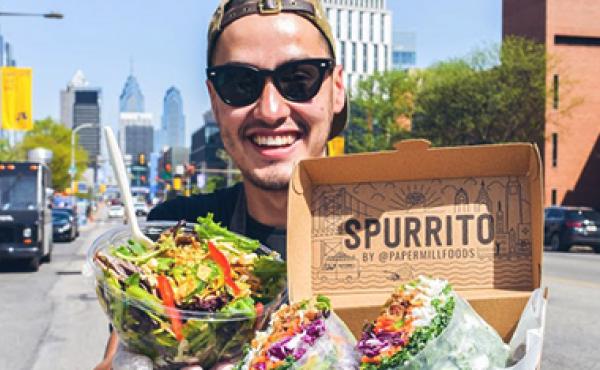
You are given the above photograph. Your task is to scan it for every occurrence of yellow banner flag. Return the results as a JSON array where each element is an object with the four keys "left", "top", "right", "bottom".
[
  {"left": 1, "top": 67, "right": 33, "bottom": 131},
  {"left": 327, "top": 136, "right": 345, "bottom": 157}
]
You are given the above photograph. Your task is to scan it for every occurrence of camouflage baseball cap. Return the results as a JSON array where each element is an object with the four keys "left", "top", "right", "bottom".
[{"left": 207, "top": 0, "right": 348, "bottom": 139}]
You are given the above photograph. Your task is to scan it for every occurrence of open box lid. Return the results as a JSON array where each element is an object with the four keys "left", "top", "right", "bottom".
[{"left": 287, "top": 140, "right": 543, "bottom": 312}]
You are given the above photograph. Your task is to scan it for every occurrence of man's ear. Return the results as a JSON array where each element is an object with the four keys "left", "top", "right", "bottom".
[{"left": 332, "top": 65, "right": 345, "bottom": 114}]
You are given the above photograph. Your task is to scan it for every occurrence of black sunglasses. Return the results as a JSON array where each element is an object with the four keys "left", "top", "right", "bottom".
[{"left": 206, "top": 58, "right": 335, "bottom": 107}]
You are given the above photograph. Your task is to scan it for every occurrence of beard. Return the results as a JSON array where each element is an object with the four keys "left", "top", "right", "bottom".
[{"left": 240, "top": 166, "right": 290, "bottom": 191}]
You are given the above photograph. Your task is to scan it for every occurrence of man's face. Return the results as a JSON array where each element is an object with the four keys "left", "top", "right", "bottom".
[{"left": 208, "top": 13, "right": 345, "bottom": 191}]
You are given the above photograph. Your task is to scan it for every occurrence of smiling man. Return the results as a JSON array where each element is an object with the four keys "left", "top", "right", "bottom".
[
  {"left": 145, "top": 0, "right": 347, "bottom": 259},
  {"left": 96, "top": 1, "right": 347, "bottom": 369}
]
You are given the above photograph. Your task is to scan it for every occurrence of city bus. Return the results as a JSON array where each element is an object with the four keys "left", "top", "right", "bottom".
[{"left": 0, "top": 162, "right": 53, "bottom": 271}]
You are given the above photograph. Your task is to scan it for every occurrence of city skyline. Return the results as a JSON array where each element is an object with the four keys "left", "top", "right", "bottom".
[{"left": 1, "top": 0, "right": 501, "bottom": 138}]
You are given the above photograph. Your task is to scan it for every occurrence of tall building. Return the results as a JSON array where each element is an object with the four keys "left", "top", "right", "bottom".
[
  {"left": 118, "top": 73, "right": 153, "bottom": 157},
  {"left": 74, "top": 90, "right": 102, "bottom": 177},
  {"left": 392, "top": 31, "right": 416, "bottom": 70},
  {"left": 118, "top": 112, "right": 154, "bottom": 158},
  {"left": 503, "top": 0, "right": 600, "bottom": 209},
  {"left": 5, "top": 42, "right": 15, "bottom": 66},
  {"left": 160, "top": 87, "right": 186, "bottom": 149},
  {"left": 322, "top": 0, "right": 392, "bottom": 92},
  {"left": 119, "top": 74, "right": 145, "bottom": 113},
  {"left": 60, "top": 70, "right": 102, "bottom": 177},
  {"left": 60, "top": 70, "right": 88, "bottom": 129},
  {"left": 0, "top": 33, "right": 4, "bottom": 67},
  {"left": 190, "top": 110, "right": 226, "bottom": 170}
]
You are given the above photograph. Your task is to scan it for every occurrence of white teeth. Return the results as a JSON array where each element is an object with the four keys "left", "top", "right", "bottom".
[{"left": 252, "top": 135, "right": 296, "bottom": 147}]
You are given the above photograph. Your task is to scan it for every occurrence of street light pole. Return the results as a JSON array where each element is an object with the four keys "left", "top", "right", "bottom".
[
  {"left": 0, "top": 10, "right": 63, "bottom": 144},
  {"left": 0, "top": 11, "right": 64, "bottom": 19},
  {"left": 70, "top": 123, "right": 95, "bottom": 193}
]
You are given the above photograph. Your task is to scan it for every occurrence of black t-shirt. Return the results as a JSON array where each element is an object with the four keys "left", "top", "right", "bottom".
[{"left": 147, "top": 183, "right": 287, "bottom": 259}]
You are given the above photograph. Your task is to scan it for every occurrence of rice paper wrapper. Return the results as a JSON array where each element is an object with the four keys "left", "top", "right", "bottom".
[
  {"left": 292, "top": 312, "right": 359, "bottom": 369},
  {"left": 398, "top": 294, "right": 510, "bottom": 370},
  {"left": 394, "top": 288, "right": 547, "bottom": 370},
  {"left": 238, "top": 312, "right": 359, "bottom": 370}
]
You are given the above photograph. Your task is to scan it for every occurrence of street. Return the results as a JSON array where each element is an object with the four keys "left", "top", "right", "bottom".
[
  {"left": 0, "top": 214, "right": 116, "bottom": 370},
  {"left": 1, "top": 214, "right": 599, "bottom": 370},
  {"left": 541, "top": 247, "right": 600, "bottom": 369}
]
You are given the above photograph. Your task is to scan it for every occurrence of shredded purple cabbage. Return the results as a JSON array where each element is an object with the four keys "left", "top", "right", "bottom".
[
  {"left": 267, "top": 337, "right": 292, "bottom": 360},
  {"left": 266, "top": 318, "right": 327, "bottom": 362},
  {"left": 302, "top": 319, "right": 326, "bottom": 345},
  {"left": 357, "top": 330, "right": 406, "bottom": 358},
  {"left": 294, "top": 347, "right": 307, "bottom": 360}
]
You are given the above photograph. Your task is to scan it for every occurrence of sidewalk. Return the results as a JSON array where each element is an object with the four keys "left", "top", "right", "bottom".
[{"left": 31, "top": 219, "right": 111, "bottom": 370}]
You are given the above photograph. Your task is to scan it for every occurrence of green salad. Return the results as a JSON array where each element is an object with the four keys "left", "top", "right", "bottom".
[{"left": 93, "top": 214, "right": 287, "bottom": 368}]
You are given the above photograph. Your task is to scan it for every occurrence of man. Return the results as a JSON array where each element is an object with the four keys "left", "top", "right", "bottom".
[{"left": 95, "top": 0, "right": 347, "bottom": 368}]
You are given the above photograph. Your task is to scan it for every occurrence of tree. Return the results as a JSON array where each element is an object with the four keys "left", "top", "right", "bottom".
[
  {"left": 413, "top": 36, "right": 548, "bottom": 147},
  {"left": 346, "top": 70, "right": 417, "bottom": 153},
  {"left": 0, "top": 138, "right": 22, "bottom": 161},
  {"left": 18, "top": 117, "right": 88, "bottom": 190}
]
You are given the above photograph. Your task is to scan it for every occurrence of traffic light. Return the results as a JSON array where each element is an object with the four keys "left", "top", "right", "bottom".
[
  {"left": 138, "top": 153, "right": 146, "bottom": 166},
  {"left": 173, "top": 177, "right": 182, "bottom": 190}
]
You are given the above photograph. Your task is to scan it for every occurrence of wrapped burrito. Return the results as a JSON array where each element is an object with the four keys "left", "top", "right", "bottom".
[
  {"left": 358, "top": 276, "right": 510, "bottom": 370},
  {"left": 236, "top": 295, "right": 359, "bottom": 370}
]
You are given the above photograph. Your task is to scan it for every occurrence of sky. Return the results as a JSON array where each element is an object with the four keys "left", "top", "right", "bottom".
[{"left": 0, "top": 0, "right": 502, "bottom": 140}]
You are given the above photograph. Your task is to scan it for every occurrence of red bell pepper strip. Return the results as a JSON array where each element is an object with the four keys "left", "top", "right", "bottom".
[
  {"left": 207, "top": 241, "right": 241, "bottom": 296},
  {"left": 156, "top": 275, "right": 184, "bottom": 341},
  {"left": 255, "top": 302, "right": 264, "bottom": 317}
]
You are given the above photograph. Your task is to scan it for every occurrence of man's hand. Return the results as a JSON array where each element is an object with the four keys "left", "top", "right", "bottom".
[
  {"left": 112, "top": 341, "right": 236, "bottom": 370},
  {"left": 92, "top": 358, "right": 113, "bottom": 370},
  {"left": 112, "top": 342, "right": 153, "bottom": 370}
]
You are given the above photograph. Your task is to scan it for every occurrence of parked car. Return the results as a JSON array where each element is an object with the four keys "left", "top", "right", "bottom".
[
  {"left": 108, "top": 204, "right": 125, "bottom": 219},
  {"left": 134, "top": 201, "right": 149, "bottom": 216},
  {"left": 52, "top": 209, "right": 77, "bottom": 242},
  {"left": 544, "top": 206, "right": 600, "bottom": 252}
]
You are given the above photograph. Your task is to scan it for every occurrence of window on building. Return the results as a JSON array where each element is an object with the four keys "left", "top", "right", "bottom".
[
  {"left": 352, "top": 42, "right": 357, "bottom": 72},
  {"left": 341, "top": 41, "right": 346, "bottom": 68},
  {"left": 374, "top": 44, "right": 379, "bottom": 72},
  {"left": 363, "top": 43, "right": 368, "bottom": 72},
  {"left": 381, "top": 14, "right": 385, "bottom": 43},
  {"left": 552, "top": 133, "right": 558, "bottom": 167},
  {"left": 551, "top": 189, "right": 557, "bottom": 205},
  {"left": 337, "top": 9, "right": 342, "bottom": 38},
  {"left": 348, "top": 10, "right": 353, "bottom": 39},
  {"left": 359, "top": 11, "right": 364, "bottom": 40},
  {"left": 555, "top": 35, "right": 600, "bottom": 46},
  {"left": 384, "top": 45, "right": 388, "bottom": 69},
  {"left": 370, "top": 13, "right": 375, "bottom": 42},
  {"left": 553, "top": 74, "right": 559, "bottom": 109}
]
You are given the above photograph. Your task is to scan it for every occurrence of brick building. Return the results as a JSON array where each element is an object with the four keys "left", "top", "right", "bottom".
[{"left": 503, "top": 0, "right": 600, "bottom": 209}]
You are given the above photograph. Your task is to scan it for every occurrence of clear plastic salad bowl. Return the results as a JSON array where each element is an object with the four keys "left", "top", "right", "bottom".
[{"left": 86, "top": 221, "right": 287, "bottom": 369}]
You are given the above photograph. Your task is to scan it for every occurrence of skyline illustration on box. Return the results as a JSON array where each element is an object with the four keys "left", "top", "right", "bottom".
[{"left": 309, "top": 176, "right": 533, "bottom": 294}]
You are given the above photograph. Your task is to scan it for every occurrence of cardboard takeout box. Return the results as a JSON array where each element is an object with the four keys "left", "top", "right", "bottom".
[{"left": 287, "top": 139, "right": 543, "bottom": 342}]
